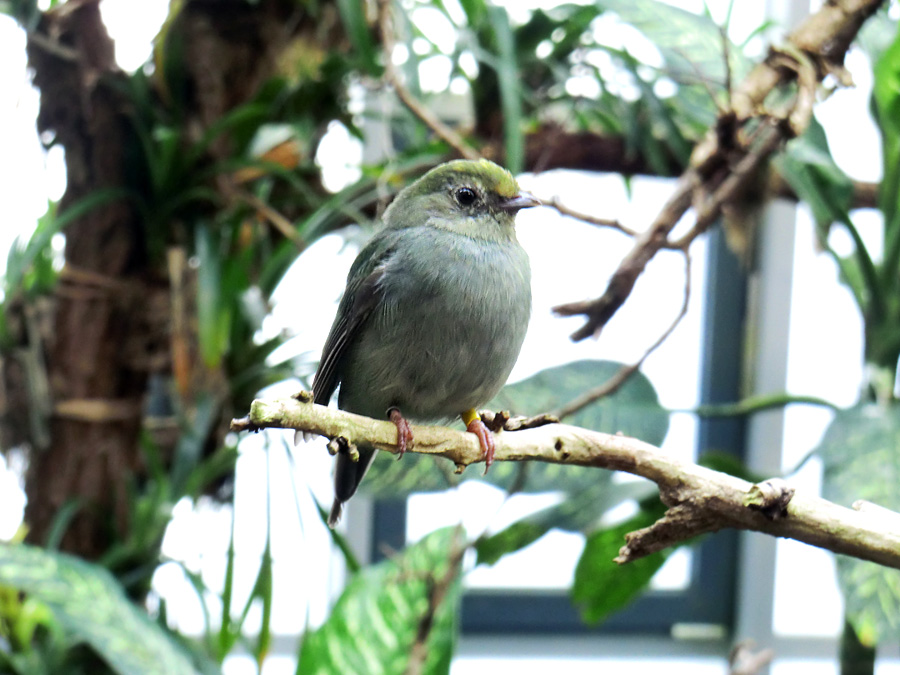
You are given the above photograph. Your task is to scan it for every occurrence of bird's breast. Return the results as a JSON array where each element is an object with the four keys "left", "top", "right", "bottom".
[{"left": 340, "top": 230, "right": 531, "bottom": 421}]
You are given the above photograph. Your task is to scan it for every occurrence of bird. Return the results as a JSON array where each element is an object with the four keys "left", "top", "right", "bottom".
[{"left": 312, "top": 158, "right": 539, "bottom": 527}]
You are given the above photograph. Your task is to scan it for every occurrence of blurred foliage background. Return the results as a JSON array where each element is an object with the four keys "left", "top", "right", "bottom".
[{"left": 0, "top": 0, "right": 898, "bottom": 673}]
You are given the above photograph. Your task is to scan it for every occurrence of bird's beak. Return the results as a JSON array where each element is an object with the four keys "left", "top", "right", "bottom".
[{"left": 500, "top": 191, "right": 542, "bottom": 213}]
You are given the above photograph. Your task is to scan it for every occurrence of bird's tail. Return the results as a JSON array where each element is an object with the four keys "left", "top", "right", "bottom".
[
  {"left": 328, "top": 446, "right": 378, "bottom": 528},
  {"left": 327, "top": 499, "right": 343, "bottom": 528}
]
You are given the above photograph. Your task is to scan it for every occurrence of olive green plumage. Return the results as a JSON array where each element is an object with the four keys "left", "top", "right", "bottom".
[{"left": 312, "top": 159, "right": 539, "bottom": 526}]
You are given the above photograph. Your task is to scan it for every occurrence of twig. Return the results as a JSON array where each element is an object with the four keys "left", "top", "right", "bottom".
[
  {"left": 729, "top": 640, "right": 775, "bottom": 675},
  {"left": 232, "top": 397, "right": 900, "bottom": 570},
  {"left": 544, "top": 197, "right": 642, "bottom": 238},
  {"left": 553, "top": 180, "right": 694, "bottom": 340},
  {"left": 376, "top": 0, "right": 479, "bottom": 161},
  {"left": 236, "top": 190, "right": 307, "bottom": 251},
  {"left": 555, "top": 249, "right": 692, "bottom": 419},
  {"left": 555, "top": 0, "right": 885, "bottom": 341},
  {"left": 670, "top": 117, "right": 785, "bottom": 250}
]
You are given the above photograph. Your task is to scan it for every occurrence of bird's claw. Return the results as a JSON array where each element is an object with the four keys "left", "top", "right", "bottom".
[
  {"left": 466, "top": 417, "right": 496, "bottom": 474},
  {"left": 388, "top": 407, "right": 414, "bottom": 459}
]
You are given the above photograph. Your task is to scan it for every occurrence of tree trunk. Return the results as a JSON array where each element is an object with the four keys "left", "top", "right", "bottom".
[{"left": 24, "top": 2, "right": 148, "bottom": 558}]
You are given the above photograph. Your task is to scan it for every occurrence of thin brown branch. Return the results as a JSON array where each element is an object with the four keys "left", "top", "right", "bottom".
[
  {"left": 520, "top": 126, "right": 879, "bottom": 210},
  {"left": 376, "top": 0, "right": 479, "bottom": 161},
  {"left": 232, "top": 397, "right": 900, "bottom": 571},
  {"left": 554, "top": 249, "right": 692, "bottom": 420},
  {"left": 552, "top": 180, "right": 694, "bottom": 340},
  {"left": 670, "top": 118, "right": 785, "bottom": 250},
  {"left": 543, "top": 197, "right": 642, "bottom": 239},
  {"left": 730, "top": 640, "right": 776, "bottom": 675},
  {"left": 236, "top": 190, "right": 307, "bottom": 251},
  {"left": 555, "top": 0, "right": 885, "bottom": 341}
]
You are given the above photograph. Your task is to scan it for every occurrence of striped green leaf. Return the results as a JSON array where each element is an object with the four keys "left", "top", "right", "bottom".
[
  {"left": 297, "top": 527, "right": 461, "bottom": 675},
  {"left": 0, "top": 543, "right": 198, "bottom": 675}
]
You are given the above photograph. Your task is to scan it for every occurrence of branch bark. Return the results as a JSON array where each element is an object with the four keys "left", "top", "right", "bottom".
[
  {"left": 553, "top": 0, "right": 886, "bottom": 341},
  {"left": 233, "top": 397, "right": 900, "bottom": 571}
]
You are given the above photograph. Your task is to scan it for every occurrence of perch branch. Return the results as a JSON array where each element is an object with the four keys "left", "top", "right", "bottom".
[
  {"left": 376, "top": 0, "right": 479, "bottom": 161},
  {"left": 554, "top": 0, "right": 885, "bottom": 341},
  {"left": 232, "top": 397, "right": 900, "bottom": 571}
]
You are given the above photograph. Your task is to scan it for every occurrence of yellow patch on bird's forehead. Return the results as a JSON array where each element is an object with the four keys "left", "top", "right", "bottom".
[
  {"left": 469, "top": 159, "right": 519, "bottom": 197},
  {"left": 420, "top": 159, "right": 519, "bottom": 197}
]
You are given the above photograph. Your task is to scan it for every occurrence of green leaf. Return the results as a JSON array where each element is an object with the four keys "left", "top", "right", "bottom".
[
  {"left": 775, "top": 119, "right": 881, "bottom": 317},
  {"left": 195, "top": 224, "right": 231, "bottom": 368},
  {"left": 856, "top": 10, "right": 897, "bottom": 66},
  {"left": 597, "top": 0, "right": 750, "bottom": 86},
  {"left": 571, "top": 500, "right": 668, "bottom": 624},
  {"left": 337, "top": 0, "right": 379, "bottom": 75},
  {"left": 488, "top": 5, "right": 524, "bottom": 174},
  {"left": 4, "top": 189, "right": 134, "bottom": 299},
  {"left": 297, "top": 527, "right": 462, "bottom": 675},
  {"left": 0, "top": 544, "right": 199, "bottom": 675},
  {"left": 458, "top": 0, "right": 486, "bottom": 25},
  {"left": 475, "top": 479, "right": 656, "bottom": 566},
  {"left": 187, "top": 103, "right": 270, "bottom": 167},
  {"left": 774, "top": 119, "right": 854, "bottom": 228},
  {"left": 873, "top": 25, "right": 900, "bottom": 289},
  {"left": 697, "top": 450, "right": 764, "bottom": 484},
  {"left": 475, "top": 519, "right": 547, "bottom": 567},
  {"left": 819, "top": 403, "right": 900, "bottom": 645},
  {"left": 497, "top": 359, "right": 669, "bottom": 443},
  {"left": 313, "top": 499, "right": 362, "bottom": 574}
]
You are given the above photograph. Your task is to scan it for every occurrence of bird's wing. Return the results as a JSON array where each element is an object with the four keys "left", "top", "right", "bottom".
[{"left": 312, "top": 235, "right": 395, "bottom": 405}]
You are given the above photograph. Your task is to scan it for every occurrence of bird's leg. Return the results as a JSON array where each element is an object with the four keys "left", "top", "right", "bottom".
[
  {"left": 462, "top": 408, "right": 495, "bottom": 474},
  {"left": 387, "top": 407, "right": 414, "bottom": 459}
]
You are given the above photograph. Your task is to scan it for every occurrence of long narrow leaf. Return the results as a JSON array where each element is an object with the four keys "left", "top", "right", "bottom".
[
  {"left": 195, "top": 224, "right": 230, "bottom": 368},
  {"left": 5, "top": 188, "right": 136, "bottom": 296},
  {"left": 336, "top": 0, "right": 379, "bottom": 75},
  {"left": 488, "top": 5, "right": 524, "bottom": 174}
]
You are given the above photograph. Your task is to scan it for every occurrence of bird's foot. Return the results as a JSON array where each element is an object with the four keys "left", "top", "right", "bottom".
[
  {"left": 388, "top": 407, "right": 414, "bottom": 459},
  {"left": 463, "top": 409, "right": 495, "bottom": 474}
]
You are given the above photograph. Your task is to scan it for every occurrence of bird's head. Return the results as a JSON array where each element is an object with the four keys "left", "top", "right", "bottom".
[{"left": 384, "top": 159, "right": 541, "bottom": 241}]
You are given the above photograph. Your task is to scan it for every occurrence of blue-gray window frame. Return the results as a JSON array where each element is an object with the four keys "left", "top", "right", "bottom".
[{"left": 370, "top": 228, "right": 747, "bottom": 635}]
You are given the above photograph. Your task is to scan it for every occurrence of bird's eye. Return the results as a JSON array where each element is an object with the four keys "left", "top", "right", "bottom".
[{"left": 454, "top": 187, "right": 478, "bottom": 207}]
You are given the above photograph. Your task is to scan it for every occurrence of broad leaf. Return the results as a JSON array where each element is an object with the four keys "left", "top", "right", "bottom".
[
  {"left": 475, "top": 479, "right": 656, "bottom": 566},
  {"left": 297, "top": 527, "right": 462, "bottom": 675},
  {"left": 571, "top": 499, "right": 668, "bottom": 624},
  {"left": 775, "top": 119, "right": 855, "bottom": 229},
  {"left": 819, "top": 404, "right": 900, "bottom": 646},
  {"left": 0, "top": 544, "right": 198, "bottom": 675},
  {"left": 775, "top": 119, "right": 879, "bottom": 316},
  {"left": 597, "top": 0, "right": 751, "bottom": 86},
  {"left": 495, "top": 359, "right": 668, "bottom": 444}
]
